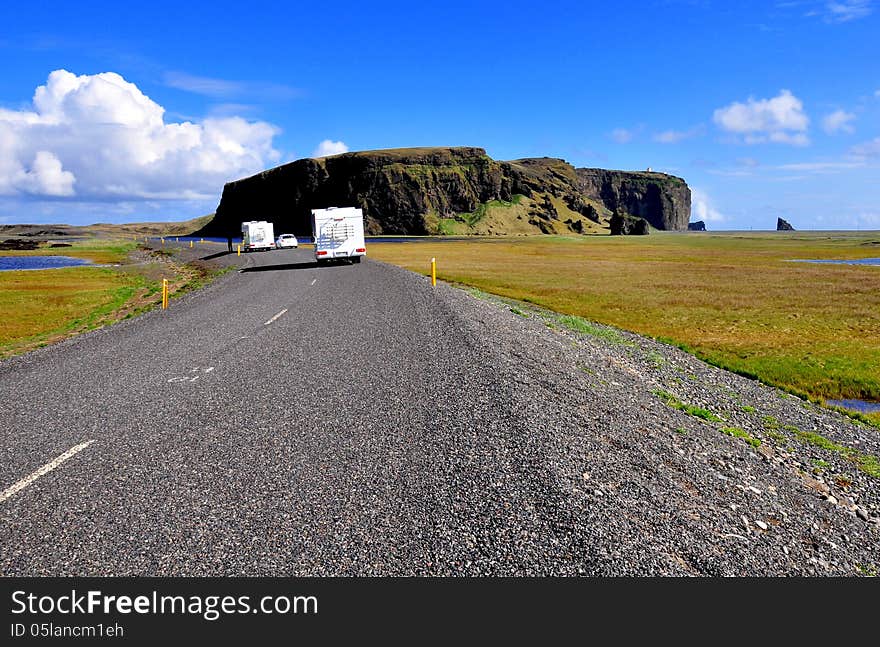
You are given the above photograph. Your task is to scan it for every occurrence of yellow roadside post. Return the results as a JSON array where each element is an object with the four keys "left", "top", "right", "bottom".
[
  {"left": 161, "top": 237, "right": 164, "bottom": 245},
  {"left": 200, "top": 238, "right": 204, "bottom": 244},
  {"left": 162, "top": 279, "right": 168, "bottom": 309},
  {"left": 237, "top": 244, "right": 241, "bottom": 256},
  {"left": 431, "top": 257, "right": 436, "bottom": 287},
  {"left": 190, "top": 240, "right": 193, "bottom": 248}
]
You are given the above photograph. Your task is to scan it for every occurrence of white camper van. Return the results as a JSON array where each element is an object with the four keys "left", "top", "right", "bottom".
[
  {"left": 311, "top": 207, "right": 366, "bottom": 263},
  {"left": 241, "top": 221, "right": 276, "bottom": 252}
]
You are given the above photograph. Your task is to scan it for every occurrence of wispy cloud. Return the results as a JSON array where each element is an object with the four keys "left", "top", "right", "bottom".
[
  {"left": 652, "top": 124, "right": 706, "bottom": 144},
  {"left": 164, "top": 71, "right": 302, "bottom": 101},
  {"left": 610, "top": 128, "right": 634, "bottom": 144},
  {"left": 822, "top": 1, "right": 873, "bottom": 22},
  {"left": 822, "top": 109, "right": 856, "bottom": 134},
  {"left": 707, "top": 169, "right": 756, "bottom": 177},
  {"left": 850, "top": 137, "right": 880, "bottom": 158},
  {"left": 776, "top": 161, "right": 865, "bottom": 171}
]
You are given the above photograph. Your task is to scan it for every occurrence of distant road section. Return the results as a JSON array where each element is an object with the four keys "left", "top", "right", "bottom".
[{"left": 1, "top": 244, "right": 877, "bottom": 575}]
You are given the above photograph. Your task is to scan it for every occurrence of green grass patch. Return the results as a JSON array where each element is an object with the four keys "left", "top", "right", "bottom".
[
  {"left": 646, "top": 350, "right": 666, "bottom": 368},
  {"left": 653, "top": 389, "right": 723, "bottom": 423},
  {"left": 783, "top": 424, "right": 880, "bottom": 479},
  {"left": 0, "top": 266, "right": 147, "bottom": 357},
  {"left": 741, "top": 405, "right": 757, "bottom": 413},
  {"left": 811, "top": 458, "right": 830, "bottom": 471},
  {"left": 557, "top": 314, "right": 633, "bottom": 346},
  {"left": 765, "top": 429, "right": 788, "bottom": 445},
  {"left": 720, "top": 426, "right": 761, "bottom": 448},
  {"left": 856, "top": 563, "right": 878, "bottom": 577}
]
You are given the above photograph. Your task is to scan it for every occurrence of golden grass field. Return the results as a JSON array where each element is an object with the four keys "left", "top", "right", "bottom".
[
  {"left": 0, "top": 266, "right": 141, "bottom": 356},
  {"left": 0, "top": 239, "right": 201, "bottom": 358},
  {"left": 369, "top": 232, "right": 880, "bottom": 406}
]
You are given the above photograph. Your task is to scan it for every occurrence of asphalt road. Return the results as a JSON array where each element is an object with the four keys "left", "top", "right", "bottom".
[
  {"left": 2, "top": 243, "right": 878, "bottom": 576},
  {"left": 0, "top": 245, "right": 593, "bottom": 575}
]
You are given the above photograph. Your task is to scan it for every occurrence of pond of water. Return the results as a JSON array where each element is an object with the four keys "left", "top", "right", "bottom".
[
  {"left": 827, "top": 399, "right": 880, "bottom": 414},
  {"left": 0, "top": 256, "right": 92, "bottom": 271},
  {"left": 789, "top": 258, "right": 880, "bottom": 266}
]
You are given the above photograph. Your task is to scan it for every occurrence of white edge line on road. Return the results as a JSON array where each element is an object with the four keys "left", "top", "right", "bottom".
[
  {"left": 0, "top": 440, "right": 95, "bottom": 504},
  {"left": 310, "top": 278, "right": 316, "bottom": 286},
  {"left": 264, "top": 308, "right": 288, "bottom": 325}
]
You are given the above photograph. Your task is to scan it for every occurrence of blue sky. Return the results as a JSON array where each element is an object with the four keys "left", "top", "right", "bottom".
[{"left": 0, "top": 0, "right": 877, "bottom": 229}]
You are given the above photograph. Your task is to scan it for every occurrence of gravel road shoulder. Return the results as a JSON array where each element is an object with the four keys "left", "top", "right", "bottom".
[{"left": 407, "top": 264, "right": 880, "bottom": 575}]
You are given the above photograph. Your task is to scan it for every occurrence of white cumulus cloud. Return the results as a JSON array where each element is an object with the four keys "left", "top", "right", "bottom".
[
  {"left": 822, "top": 109, "right": 856, "bottom": 134},
  {"left": 713, "top": 90, "right": 810, "bottom": 146},
  {"left": 22, "top": 151, "right": 76, "bottom": 196},
  {"left": 0, "top": 69, "right": 281, "bottom": 200},
  {"left": 690, "top": 188, "right": 726, "bottom": 223},
  {"left": 312, "top": 139, "right": 349, "bottom": 157}
]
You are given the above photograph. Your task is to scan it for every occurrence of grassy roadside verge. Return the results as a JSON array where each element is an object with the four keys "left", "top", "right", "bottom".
[
  {"left": 0, "top": 240, "right": 226, "bottom": 359},
  {"left": 368, "top": 232, "right": 880, "bottom": 421}
]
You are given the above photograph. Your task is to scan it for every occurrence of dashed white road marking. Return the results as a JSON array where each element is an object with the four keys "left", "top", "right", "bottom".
[
  {"left": 264, "top": 308, "right": 288, "bottom": 325},
  {"left": 1, "top": 440, "right": 95, "bottom": 504},
  {"left": 168, "top": 366, "right": 213, "bottom": 383},
  {"left": 310, "top": 278, "right": 317, "bottom": 286}
]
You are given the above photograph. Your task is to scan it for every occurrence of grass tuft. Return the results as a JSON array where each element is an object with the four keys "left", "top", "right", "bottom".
[
  {"left": 653, "top": 389, "right": 723, "bottom": 422},
  {"left": 557, "top": 314, "right": 633, "bottom": 346},
  {"left": 720, "top": 426, "right": 761, "bottom": 448}
]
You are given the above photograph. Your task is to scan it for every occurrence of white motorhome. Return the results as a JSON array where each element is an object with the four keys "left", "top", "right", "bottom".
[
  {"left": 311, "top": 207, "right": 366, "bottom": 264},
  {"left": 241, "top": 221, "right": 276, "bottom": 252}
]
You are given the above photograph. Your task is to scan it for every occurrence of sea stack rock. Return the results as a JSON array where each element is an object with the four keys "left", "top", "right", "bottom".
[
  {"left": 610, "top": 211, "right": 650, "bottom": 235},
  {"left": 688, "top": 221, "right": 706, "bottom": 231},
  {"left": 777, "top": 217, "right": 795, "bottom": 231}
]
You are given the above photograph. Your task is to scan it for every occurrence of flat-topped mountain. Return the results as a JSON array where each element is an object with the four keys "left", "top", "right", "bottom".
[{"left": 195, "top": 147, "right": 691, "bottom": 237}]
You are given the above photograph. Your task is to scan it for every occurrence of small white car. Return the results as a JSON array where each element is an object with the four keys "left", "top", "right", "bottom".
[{"left": 275, "top": 234, "right": 298, "bottom": 249}]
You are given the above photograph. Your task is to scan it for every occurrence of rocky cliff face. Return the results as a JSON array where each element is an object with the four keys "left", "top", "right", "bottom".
[
  {"left": 777, "top": 217, "right": 795, "bottom": 231},
  {"left": 196, "top": 147, "right": 691, "bottom": 238},
  {"left": 576, "top": 168, "right": 690, "bottom": 231}
]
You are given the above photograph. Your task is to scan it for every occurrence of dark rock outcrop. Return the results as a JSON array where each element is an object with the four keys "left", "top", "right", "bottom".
[
  {"left": 777, "top": 217, "right": 795, "bottom": 231},
  {"left": 688, "top": 221, "right": 707, "bottom": 231},
  {"left": 0, "top": 238, "right": 40, "bottom": 250},
  {"left": 610, "top": 212, "right": 650, "bottom": 235},
  {"left": 196, "top": 147, "right": 692, "bottom": 238}
]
